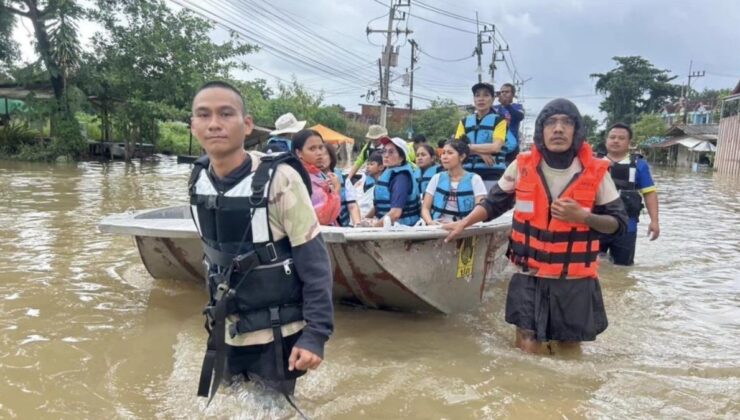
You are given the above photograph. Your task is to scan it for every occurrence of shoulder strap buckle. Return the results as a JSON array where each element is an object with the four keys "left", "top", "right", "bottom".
[{"left": 265, "top": 242, "right": 278, "bottom": 262}]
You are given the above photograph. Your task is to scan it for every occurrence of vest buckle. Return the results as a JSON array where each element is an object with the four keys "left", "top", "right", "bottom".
[{"left": 265, "top": 242, "right": 278, "bottom": 262}]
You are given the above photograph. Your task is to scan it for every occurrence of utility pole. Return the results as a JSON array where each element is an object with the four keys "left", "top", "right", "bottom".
[
  {"left": 408, "top": 39, "right": 418, "bottom": 133},
  {"left": 474, "top": 14, "right": 492, "bottom": 83},
  {"left": 683, "top": 60, "right": 705, "bottom": 124},
  {"left": 367, "top": 0, "right": 412, "bottom": 128},
  {"left": 490, "top": 39, "right": 507, "bottom": 85}
]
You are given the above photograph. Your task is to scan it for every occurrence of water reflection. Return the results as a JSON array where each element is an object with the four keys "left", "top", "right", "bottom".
[{"left": 0, "top": 160, "right": 738, "bottom": 418}]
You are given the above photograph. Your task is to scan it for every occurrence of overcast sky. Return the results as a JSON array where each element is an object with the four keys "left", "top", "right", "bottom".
[{"left": 11, "top": 0, "right": 740, "bottom": 134}]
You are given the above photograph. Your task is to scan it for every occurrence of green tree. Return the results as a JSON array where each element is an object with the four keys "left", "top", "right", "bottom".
[
  {"left": 2, "top": 0, "right": 83, "bottom": 107},
  {"left": 412, "top": 99, "right": 464, "bottom": 143},
  {"left": 632, "top": 113, "right": 667, "bottom": 146},
  {"left": 590, "top": 56, "right": 681, "bottom": 125},
  {"left": 582, "top": 114, "right": 601, "bottom": 146},
  {"left": 79, "top": 0, "right": 256, "bottom": 159},
  {"left": 0, "top": 8, "right": 19, "bottom": 77}
]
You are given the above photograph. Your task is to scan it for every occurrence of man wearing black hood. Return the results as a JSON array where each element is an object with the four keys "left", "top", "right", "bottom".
[{"left": 444, "top": 98, "right": 628, "bottom": 353}]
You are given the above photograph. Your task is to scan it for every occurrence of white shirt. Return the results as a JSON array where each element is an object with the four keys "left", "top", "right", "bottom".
[{"left": 426, "top": 172, "right": 487, "bottom": 221}]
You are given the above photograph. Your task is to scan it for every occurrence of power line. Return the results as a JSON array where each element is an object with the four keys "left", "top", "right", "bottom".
[
  {"left": 418, "top": 47, "right": 474, "bottom": 62},
  {"left": 171, "top": 0, "right": 376, "bottom": 89}
]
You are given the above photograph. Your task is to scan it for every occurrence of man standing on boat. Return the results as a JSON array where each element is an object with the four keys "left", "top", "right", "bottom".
[
  {"left": 455, "top": 82, "right": 513, "bottom": 191},
  {"left": 493, "top": 82, "right": 525, "bottom": 164},
  {"left": 444, "top": 98, "right": 628, "bottom": 354},
  {"left": 263, "top": 112, "right": 306, "bottom": 153},
  {"left": 188, "top": 81, "right": 333, "bottom": 403},
  {"left": 600, "top": 122, "right": 660, "bottom": 265}
]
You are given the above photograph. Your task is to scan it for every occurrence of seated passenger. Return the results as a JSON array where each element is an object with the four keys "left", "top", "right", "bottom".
[
  {"left": 356, "top": 151, "right": 384, "bottom": 218},
  {"left": 291, "top": 129, "right": 341, "bottom": 225},
  {"left": 413, "top": 143, "right": 442, "bottom": 199},
  {"left": 360, "top": 151, "right": 385, "bottom": 193},
  {"left": 318, "top": 144, "right": 361, "bottom": 227},
  {"left": 421, "top": 138, "right": 487, "bottom": 225},
  {"left": 364, "top": 137, "right": 420, "bottom": 227}
]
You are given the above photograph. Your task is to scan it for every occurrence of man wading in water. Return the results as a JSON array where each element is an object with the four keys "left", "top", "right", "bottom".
[
  {"left": 444, "top": 98, "right": 628, "bottom": 353},
  {"left": 188, "top": 81, "right": 333, "bottom": 412}
]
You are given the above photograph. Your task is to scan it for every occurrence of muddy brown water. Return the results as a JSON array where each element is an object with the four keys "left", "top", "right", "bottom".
[{"left": 1, "top": 157, "right": 738, "bottom": 419}]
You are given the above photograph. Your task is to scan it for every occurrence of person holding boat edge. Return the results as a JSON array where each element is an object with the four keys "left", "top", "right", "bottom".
[
  {"left": 188, "top": 81, "right": 333, "bottom": 408},
  {"left": 444, "top": 98, "right": 628, "bottom": 354},
  {"left": 600, "top": 122, "right": 660, "bottom": 266}
]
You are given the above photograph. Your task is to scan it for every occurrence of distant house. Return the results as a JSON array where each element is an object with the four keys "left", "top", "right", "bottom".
[
  {"left": 714, "top": 80, "right": 740, "bottom": 176},
  {"left": 648, "top": 124, "right": 718, "bottom": 168},
  {"left": 661, "top": 99, "right": 716, "bottom": 126}
]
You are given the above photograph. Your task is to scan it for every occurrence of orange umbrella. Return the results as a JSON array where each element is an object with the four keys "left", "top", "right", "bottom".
[{"left": 310, "top": 124, "right": 355, "bottom": 145}]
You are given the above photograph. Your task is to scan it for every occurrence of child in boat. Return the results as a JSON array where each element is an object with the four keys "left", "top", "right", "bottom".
[
  {"left": 421, "top": 137, "right": 487, "bottom": 225},
  {"left": 292, "top": 129, "right": 341, "bottom": 225}
]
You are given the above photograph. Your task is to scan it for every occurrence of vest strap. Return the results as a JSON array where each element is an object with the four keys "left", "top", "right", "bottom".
[
  {"left": 509, "top": 242, "right": 598, "bottom": 265},
  {"left": 512, "top": 219, "right": 592, "bottom": 243},
  {"left": 202, "top": 237, "right": 293, "bottom": 270}
]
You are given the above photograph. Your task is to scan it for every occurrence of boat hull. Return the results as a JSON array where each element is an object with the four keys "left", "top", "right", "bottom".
[{"left": 100, "top": 206, "right": 512, "bottom": 313}]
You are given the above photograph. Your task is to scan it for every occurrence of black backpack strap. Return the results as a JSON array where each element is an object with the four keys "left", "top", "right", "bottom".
[
  {"left": 257, "top": 152, "right": 312, "bottom": 197},
  {"left": 250, "top": 152, "right": 311, "bottom": 250}
]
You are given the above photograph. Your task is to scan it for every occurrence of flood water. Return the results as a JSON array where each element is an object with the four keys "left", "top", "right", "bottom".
[{"left": 1, "top": 156, "right": 738, "bottom": 419}]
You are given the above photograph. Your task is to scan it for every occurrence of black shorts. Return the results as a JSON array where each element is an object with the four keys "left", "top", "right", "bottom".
[
  {"left": 227, "top": 330, "right": 306, "bottom": 383},
  {"left": 505, "top": 273, "right": 608, "bottom": 342}
]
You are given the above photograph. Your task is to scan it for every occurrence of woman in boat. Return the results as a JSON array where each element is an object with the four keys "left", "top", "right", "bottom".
[
  {"left": 291, "top": 129, "right": 341, "bottom": 225},
  {"left": 363, "top": 137, "right": 420, "bottom": 227},
  {"left": 413, "top": 143, "right": 441, "bottom": 199},
  {"left": 421, "top": 137, "right": 487, "bottom": 225},
  {"left": 319, "top": 144, "right": 361, "bottom": 226}
]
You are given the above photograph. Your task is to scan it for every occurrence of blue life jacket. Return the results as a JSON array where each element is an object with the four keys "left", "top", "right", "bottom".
[
  {"left": 461, "top": 111, "right": 513, "bottom": 181},
  {"left": 363, "top": 175, "right": 376, "bottom": 192},
  {"left": 373, "top": 163, "right": 420, "bottom": 226},
  {"left": 414, "top": 164, "right": 441, "bottom": 197},
  {"left": 431, "top": 171, "right": 477, "bottom": 220},
  {"left": 334, "top": 168, "right": 353, "bottom": 226}
]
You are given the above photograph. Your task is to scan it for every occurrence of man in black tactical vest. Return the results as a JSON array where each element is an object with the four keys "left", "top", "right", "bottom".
[
  {"left": 188, "top": 81, "right": 334, "bottom": 406},
  {"left": 600, "top": 122, "right": 660, "bottom": 265}
]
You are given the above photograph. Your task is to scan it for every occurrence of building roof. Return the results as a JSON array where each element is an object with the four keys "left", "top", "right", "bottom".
[
  {"left": 0, "top": 83, "right": 55, "bottom": 100},
  {"left": 664, "top": 123, "right": 719, "bottom": 137},
  {"left": 648, "top": 136, "right": 717, "bottom": 152},
  {"left": 732, "top": 79, "right": 740, "bottom": 95}
]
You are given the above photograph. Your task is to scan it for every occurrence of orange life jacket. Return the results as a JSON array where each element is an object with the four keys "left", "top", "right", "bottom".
[{"left": 508, "top": 143, "right": 609, "bottom": 279}]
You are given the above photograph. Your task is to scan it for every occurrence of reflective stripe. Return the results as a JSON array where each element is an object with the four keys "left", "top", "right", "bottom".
[{"left": 514, "top": 200, "right": 534, "bottom": 213}]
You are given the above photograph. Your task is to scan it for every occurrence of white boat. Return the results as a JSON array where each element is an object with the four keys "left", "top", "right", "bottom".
[{"left": 99, "top": 206, "right": 512, "bottom": 314}]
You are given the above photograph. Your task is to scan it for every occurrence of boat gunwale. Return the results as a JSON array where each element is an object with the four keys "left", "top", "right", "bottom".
[{"left": 98, "top": 205, "right": 512, "bottom": 242}]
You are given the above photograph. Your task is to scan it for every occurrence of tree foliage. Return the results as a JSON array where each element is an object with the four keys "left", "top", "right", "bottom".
[
  {"left": 0, "top": 8, "right": 20, "bottom": 74},
  {"left": 411, "top": 99, "right": 464, "bottom": 143},
  {"left": 77, "top": 0, "right": 256, "bottom": 159},
  {"left": 632, "top": 113, "right": 667, "bottom": 146},
  {"left": 582, "top": 114, "right": 601, "bottom": 146},
  {"left": 591, "top": 56, "right": 681, "bottom": 125}
]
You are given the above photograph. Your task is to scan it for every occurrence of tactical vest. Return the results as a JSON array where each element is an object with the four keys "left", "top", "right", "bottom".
[
  {"left": 188, "top": 152, "right": 311, "bottom": 401},
  {"left": 430, "top": 171, "right": 477, "bottom": 221},
  {"left": 373, "top": 163, "right": 420, "bottom": 226},
  {"left": 610, "top": 155, "right": 643, "bottom": 219},
  {"left": 508, "top": 144, "right": 609, "bottom": 279}
]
